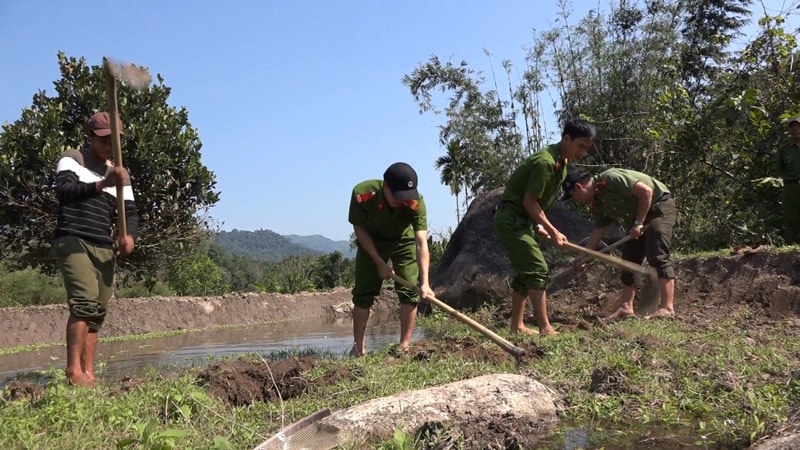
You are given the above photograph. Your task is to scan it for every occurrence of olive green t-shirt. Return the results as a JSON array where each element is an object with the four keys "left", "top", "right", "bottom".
[
  {"left": 499, "top": 144, "right": 567, "bottom": 217},
  {"left": 347, "top": 179, "right": 427, "bottom": 240},
  {"left": 776, "top": 142, "right": 800, "bottom": 181},
  {"left": 591, "top": 168, "right": 670, "bottom": 228}
]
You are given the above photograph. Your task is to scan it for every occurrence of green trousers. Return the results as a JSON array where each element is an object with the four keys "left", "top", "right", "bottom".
[
  {"left": 782, "top": 182, "right": 800, "bottom": 245},
  {"left": 54, "top": 235, "right": 115, "bottom": 331},
  {"left": 493, "top": 207, "right": 549, "bottom": 294},
  {"left": 352, "top": 235, "right": 419, "bottom": 308},
  {"left": 620, "top": 197, "right": 677, "bottom": 286}
]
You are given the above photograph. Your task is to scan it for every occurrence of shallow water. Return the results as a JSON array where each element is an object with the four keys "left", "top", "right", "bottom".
[{"left": 0, "top": 314, "right": 421, "bottom": 382}]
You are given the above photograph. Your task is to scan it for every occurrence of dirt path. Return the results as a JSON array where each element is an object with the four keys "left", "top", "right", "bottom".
[{"left": 0, "top": 287, "right": 398, "bottom": 349}]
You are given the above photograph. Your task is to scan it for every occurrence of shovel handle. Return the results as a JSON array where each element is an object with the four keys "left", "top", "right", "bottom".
[{"left": 390, "top": 274, "right": 525, "bottom": 359}]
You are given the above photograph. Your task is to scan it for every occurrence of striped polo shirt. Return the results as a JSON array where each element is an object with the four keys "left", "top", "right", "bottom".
[{"left": 54, "top": 148, "right": 139, "bottom": 248}]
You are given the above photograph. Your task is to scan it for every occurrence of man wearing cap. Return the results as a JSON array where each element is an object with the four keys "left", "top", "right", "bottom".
[
  {"left": 494, "top": 119, "right": 596, "bottom": 336},
  {"left": 776, "top": 117, "right": 800, "bottom": 245},
  {"left": 562, "top": 168, "right": 676, "bottom": 320},
  {"left": 347, "top": 162, "right": 434, "bottom": 356},
  {"left": 54, "top": 111, "right": 139, "bottom": 386}
]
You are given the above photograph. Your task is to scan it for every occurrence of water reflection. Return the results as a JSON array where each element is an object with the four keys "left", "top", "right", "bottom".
[{"left": 0, "top": 314, "right": 422, "bottom": 382}]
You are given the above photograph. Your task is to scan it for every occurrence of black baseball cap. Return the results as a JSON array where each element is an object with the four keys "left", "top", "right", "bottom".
[
  {"left": 384, "top": 162, "right": 419, "bottom": 201},
  {"left": 561, "top": 168, "right": 591, "bottom": 201}
]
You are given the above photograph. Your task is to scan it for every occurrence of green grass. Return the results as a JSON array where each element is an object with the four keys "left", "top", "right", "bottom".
[{"left": 2, "top": 308, "right": 799, "bottom": 449}]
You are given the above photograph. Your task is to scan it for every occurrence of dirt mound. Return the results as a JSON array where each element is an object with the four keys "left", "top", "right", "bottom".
[
  {"left": 403, "top": 336, "right": 543, "bottom": 366},
  {"left": 2, "top": 380, "right": 44, "bottom": 401},
  {"left": 431, "top": 187, "right": 623, "bottom": 309},
  {"left": 543, "top": 249, "right": 800, "bottom": 325},
  {"left": 196, "top": 356, "right": 362, "bottom": 407}
]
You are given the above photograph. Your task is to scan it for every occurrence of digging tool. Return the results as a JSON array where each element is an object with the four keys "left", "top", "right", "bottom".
[
  {"left": 549, "top": 226, "right": 650, "bottom": 292},
  {"left": 537, "top": 227, "right": 654, "bottom": 278},
  {"left": 390, "top": 273, "right": 526, "bottom": 359},
  {"left": 103, "top": 57, "right": 152, "bottom": 239},
  {"left": 540, "top": 227, "right": 660, "bottom": 314}
]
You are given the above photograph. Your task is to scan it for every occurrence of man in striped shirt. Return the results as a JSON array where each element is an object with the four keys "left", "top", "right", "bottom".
[{"left": 54, "top": 111, "right": 139, "bottom": 386}]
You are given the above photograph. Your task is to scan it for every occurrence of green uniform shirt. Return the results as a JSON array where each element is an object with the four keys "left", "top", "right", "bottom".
[
  {"left": 348, "top": 179, "right": 427, "bottom": 240},
  {"left": 500, "top": 144, "right": 567, "bottom": 217},
  {"left": 776, "top": 142, "right": 800, "bottom": 181},
  {"left": 591, "top": 168, "right": 670, "bottom": 228}
]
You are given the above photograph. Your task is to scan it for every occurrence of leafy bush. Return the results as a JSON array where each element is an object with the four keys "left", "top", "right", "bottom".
[{"left": 0, "top": 265, "right": 66, "bottom": 307}]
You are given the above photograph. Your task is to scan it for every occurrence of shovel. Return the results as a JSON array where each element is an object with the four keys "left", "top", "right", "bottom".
[{"left": 391, "top": 274, "right": 526, "bottom": 359}]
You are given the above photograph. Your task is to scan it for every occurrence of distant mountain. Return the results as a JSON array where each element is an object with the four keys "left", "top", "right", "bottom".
[
  {"left": 214, "top": 229, "right": 321, "bottom": 262},
  {"left": 284, "top": 234, "right": 355, "bottom": 258}
]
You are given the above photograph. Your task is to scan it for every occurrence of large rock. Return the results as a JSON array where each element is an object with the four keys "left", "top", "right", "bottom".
[
  {"left": 431, "top": 187, "right": 622, "bottom": 309},
  {"left": 316, "top": 373, "right": 558, "bottom": 446}
]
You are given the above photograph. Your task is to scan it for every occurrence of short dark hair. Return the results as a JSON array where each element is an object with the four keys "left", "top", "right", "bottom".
[{"left": 562, "top": 119, "right": 596, "bottom": 140}]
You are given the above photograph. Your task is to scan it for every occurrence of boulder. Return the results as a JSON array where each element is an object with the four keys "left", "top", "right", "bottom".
[
  {"left": 316, "top": 373, "right": 558, "bottom": 446},
  {"left": 431, "top": 187, "right": 623, "bottom": 309}
]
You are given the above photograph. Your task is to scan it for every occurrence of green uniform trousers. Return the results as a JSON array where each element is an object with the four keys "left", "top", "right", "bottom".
[
  {"left": 54, "top": 235, "right": 115, "bottom": 331},
  {"left": 620, "top": 197, "right": 677, "bottom": 285},
  {"left": 782, "top": 182, "right": 800, "bottom": 245},
  {"left": 352, "top": 235, "right": 419, "bottom": 308},
  {"left": 493, "top": 207, "right": 549, "bottom": 294}
]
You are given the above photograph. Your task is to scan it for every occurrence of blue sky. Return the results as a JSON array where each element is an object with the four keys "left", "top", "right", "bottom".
[{"left": 0, "top": 1, "right": 794, "bottom": 241}]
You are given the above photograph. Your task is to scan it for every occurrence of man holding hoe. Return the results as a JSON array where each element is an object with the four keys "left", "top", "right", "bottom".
[
  {"left": 561, "top": 167, "right": 677, "bottom": 320},
  {"left": 54, "top": 112, "right": 138, "bottom": 386},
  {"left": 348, "top": 162, "right": 435, "bottom": 356},
  {"left": 493, "top": 119, "right": 596, "bottom": 336}
]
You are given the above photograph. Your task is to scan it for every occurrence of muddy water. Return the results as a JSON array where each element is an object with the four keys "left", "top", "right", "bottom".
[{"left": 0, "top": 314, "right": 422, "bottom": 382}]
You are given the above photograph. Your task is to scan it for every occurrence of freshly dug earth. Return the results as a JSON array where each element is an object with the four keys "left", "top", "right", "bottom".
[{"left": 196, "top": 336, "right": 542, "bottom": 408}]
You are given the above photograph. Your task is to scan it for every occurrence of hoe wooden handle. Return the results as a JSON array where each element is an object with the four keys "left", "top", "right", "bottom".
[
  {"left": 391, "top": 274, "right": 525, "bottom": 359},
  {"left": 104, "top": 61, "right": 127, "bottom": 239}
]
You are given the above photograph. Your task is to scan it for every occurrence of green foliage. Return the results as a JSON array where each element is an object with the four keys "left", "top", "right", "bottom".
[
  {"left": 402, "top": 53, "right": 534, "bottom": 201},
  {"left": 284, "top": 234, "right": 355, "bottom": 258},
  {"left": 0, "top": 262, "right": 65, "bottom": 307},
  {"left": 406, "top": 1, "right": 800, "bottom": 251},
  {"left": 0, "top": 52, "right": 219, "bottom": 276},
  {"left": 428, "top": 233, "right": 449, "bottom": 271},
  {"left": 213, "top": 229, "right": 320, "bottom": 262},
  {"left": 168, "top": 248, "right": 229, "bottom": 296},
  {"left": 116, "top": 279, "right": 175, "bottom": 299}
]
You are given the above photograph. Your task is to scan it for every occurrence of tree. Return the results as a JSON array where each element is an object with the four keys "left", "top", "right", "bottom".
[
  {"left": 405, "top": 1, "right": 799, "bottom": 250},
  {"left": 402, "top": 54, "right": 540, "bottom": 201},
  {"left": 434, "top": 139, "right": 471, "bottom": 221},
  {"left": 0, "top": 52, "right": 220, "bottom": 275},
  {"left": 168, "top": 248, "right": 228, "bottom": 296}
]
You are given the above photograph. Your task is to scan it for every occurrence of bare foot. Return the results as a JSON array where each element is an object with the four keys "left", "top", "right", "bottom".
[
  {"left": 539, "top": 327, "right": 559, "bottom": 336},
  {"left": 349, "top": 345, "right": 365, "bottom": 358},
  {"left": 608, "top": 306, "right": 635, "bottom": 320},
  {"left": 510, "top": 326, "right": 540, "bottom": 335},
  {"left": 67, "top": 372, "right": 96, "bottom": 387},
  {"left": 644, "top": 308, "right": 675, "bottom": 320}
]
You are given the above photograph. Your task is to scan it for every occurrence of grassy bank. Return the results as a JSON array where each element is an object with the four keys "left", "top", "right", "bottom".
[{"left": 2, "top": 308, "right": 799, "bottom": 449}]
